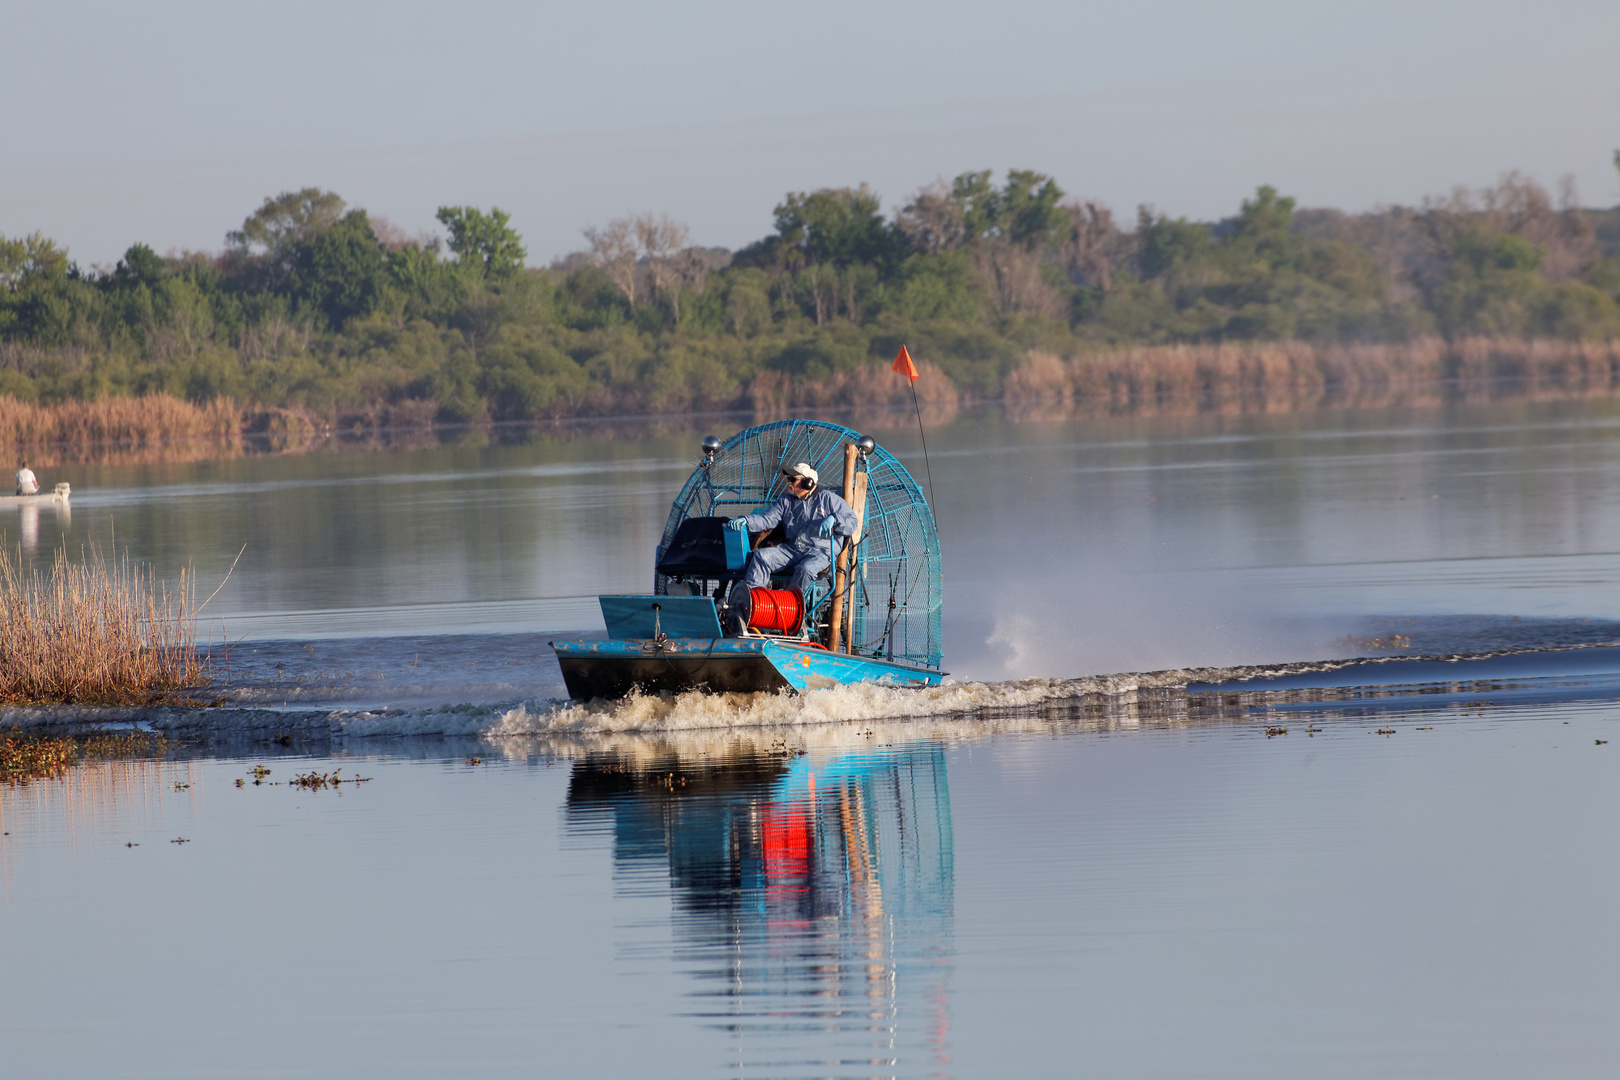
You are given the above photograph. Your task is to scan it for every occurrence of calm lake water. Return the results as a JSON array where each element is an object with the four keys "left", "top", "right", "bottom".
[{"left": 3, "top": 398, "right": 1619, "bottom": 1077}]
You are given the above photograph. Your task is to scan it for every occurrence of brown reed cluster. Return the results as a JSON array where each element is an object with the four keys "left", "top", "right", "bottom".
[
  {"left": 0, "top": 545, "right": 210, "bottom": 705},
  {"left": 749, "top": 358, "right": 960, "bottom": 414},
  {"left": 1001, "top": 337, "right": 1620, "bottom": 412},
  {"left": 0, "top": 394, "right": 238, "bottom": 448}
]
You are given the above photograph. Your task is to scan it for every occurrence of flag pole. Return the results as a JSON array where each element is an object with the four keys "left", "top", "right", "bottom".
[
  {"left": 909, "top": 380, "right": 938, "bottom": 516},
  {"left": 892, "top": 346, "right": 938, "bottom": 520}
]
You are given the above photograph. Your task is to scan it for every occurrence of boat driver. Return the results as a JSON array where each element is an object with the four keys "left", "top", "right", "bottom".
[
  {"left": 15, "top": 460, "right": 38, "bottom": 496},
  {"left": 725, "top": 463, "right": 857, "bottom": 633}
]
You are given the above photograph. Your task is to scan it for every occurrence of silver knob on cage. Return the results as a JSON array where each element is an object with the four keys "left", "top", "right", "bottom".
[
  {"left": 701, "top": 435, "right": 722, "bottom": 460},
  {"left": 854, "top": 435, "right": 876, "bottom": 456}
]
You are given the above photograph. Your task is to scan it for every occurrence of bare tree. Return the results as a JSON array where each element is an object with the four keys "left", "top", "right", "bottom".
[
  {"left": 674, "top": 248, "right": 710, "bottom": 300},
  {"left": 1550, "top": 173, "right": 1600, "bottom": 280},
  {"left": 1461, "top": 172, "right": 1597, "bottom": 280},
  {"left": 633, "top": 213, "right": 691, "bottom": 316},
  {"left": 971, "top": 239, "right": 1064, "bottom": 319},
  {"left": 1059, "top": 200, "right": 1120, "bottom": 290},
  {"left": 1344, "top": 205, "right": 1434, "bottom": 303},
  {"left": 897, "top": 181, "right": 967, "bottom": 255},
  {"left": 799, "top": 263, "right": 838, "bottom": 325},
  {"left": 672, "top": 247, "right": 731, "bottom": 316},
  {"left": 582, "top": 218, "right": 639, "bottom": 304}
]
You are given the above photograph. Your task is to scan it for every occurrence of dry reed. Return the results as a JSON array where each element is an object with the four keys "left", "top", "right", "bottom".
[
  {"left": 0, "top": 545, "right": 210, "bottom": 705},
  {"left": 1002, "top": 337, "right": 1620, "bottom": 411},
  {"left": 748, "top": 359, "right": 962, "bottom": 425},
  {"left": 0, "top": 394, "right": 239, "bottom": 447}
]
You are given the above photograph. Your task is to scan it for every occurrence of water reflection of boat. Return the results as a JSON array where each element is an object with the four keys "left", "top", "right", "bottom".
[
  {"left": 564, "top": 741, "right": 953, "bottom": 1072},
  {"left": 550, "top": 420, "right": 944, "bottom": 699}
]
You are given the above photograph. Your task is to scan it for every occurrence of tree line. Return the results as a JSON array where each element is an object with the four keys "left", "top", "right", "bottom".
[{"left": 2, "top": 162, "right": 1618, "bottom": 425}]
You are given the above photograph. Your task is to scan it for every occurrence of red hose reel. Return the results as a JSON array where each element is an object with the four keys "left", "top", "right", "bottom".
[{"left": 746, "top": 588, "right": 803, "bottom": 633}]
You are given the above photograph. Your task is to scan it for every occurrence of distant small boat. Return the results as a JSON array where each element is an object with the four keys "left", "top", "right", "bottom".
[
  {"left": 0, "top": 482, "right": 70, "bottom": 507},
  {"left": 551, "top": 420, "right": 944, "bottom": 699}
]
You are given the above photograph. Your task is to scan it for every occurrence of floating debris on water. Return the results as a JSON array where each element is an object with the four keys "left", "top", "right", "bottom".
[
  {"left": 290, "top": 769, "right": 371, "bottom": 790},
  {"left": 1265, "top": 726, "right": 1288, "bottom": 738}
]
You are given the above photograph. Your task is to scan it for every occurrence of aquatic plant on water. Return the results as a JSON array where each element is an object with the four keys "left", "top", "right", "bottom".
[
  {"left": 0, "top": 544, "right": 211, "bottom": 705},
  {"left": 0, "top": 730, "right": 167, "bottom": 783}
]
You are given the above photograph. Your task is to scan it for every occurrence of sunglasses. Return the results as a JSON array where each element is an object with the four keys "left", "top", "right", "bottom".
[{"left": 782, "top": 474, "right": 811, "bottom": 487}]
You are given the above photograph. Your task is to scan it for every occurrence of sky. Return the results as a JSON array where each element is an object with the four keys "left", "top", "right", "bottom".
[{"left": 4, "top": 0, "right": 1618, "bottom": 269}]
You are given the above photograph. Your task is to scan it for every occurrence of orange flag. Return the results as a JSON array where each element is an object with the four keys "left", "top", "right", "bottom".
[{"left": 891, "top": 345, "right": 919, "bottom": 384}]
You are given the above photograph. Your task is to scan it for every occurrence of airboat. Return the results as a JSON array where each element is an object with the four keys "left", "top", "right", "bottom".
[{"left": 550, "top": 419, "right": 944, "bottom": 699}]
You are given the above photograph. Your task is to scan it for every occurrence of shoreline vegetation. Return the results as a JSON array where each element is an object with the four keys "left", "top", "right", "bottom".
[
  {"left": 3, "top": 335, "right": 1620, "bottom": 464},
  {"left": 0, "top": 545, "right": 211, "bottom": 706},
  {"left": 2, "top": 166, "right": 1618, "bottom": 451}
]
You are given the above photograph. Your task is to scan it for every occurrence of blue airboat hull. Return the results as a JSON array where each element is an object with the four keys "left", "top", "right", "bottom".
[{"left": 551, "top": 636, "right": 944, "bottom": 700}]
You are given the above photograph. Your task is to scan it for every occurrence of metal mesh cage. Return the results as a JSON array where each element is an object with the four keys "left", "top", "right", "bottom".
[{"left": 656, "top": 419, "right": 943, "bottom": 669}]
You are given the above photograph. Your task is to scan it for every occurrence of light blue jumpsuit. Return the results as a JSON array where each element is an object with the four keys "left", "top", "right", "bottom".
[{"left": 728, "top": 487, "right": 858, "bottom": 615}]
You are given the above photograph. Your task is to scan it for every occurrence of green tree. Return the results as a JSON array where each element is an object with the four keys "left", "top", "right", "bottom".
[
  {"left": 770, "top": 186, "right": 900, "bottom": 269},
  {"left": 225, "top": 188, "right": 347, "bottom": 291},
  {"left": 993, "top": 169, "right": 1067, "bottom": 248},
  {"left": 1227, "top": 186, "right": 1301, "bottom": 263},
  {"left": 104, "top": 243, "right": 166, "bottom": 291},
  {"left": 951, "top": 171, "right": 999, "bottom": 242},
  {"left": 1137, "top": 209, "right": 1214, "bottom": 283},
  {"left": 0, "top": 232, "right": 70, "bottom": 291},
  {"left": 0, "top": 232, "right": 78, "bottom": 345},
  {"left": 290, "top": 210, "right": 387, "bottom": 328},
  {"left": 386, "top": 242, "right": 466, "bottom": 321},
  {"left": 228, "top": 189, "right": 347, "bottom": 255},
  {"left": 435, "top": 206, "right": 527, "bottom": 277},
  {"left": 920, "top": 169, "right": 1066, "bottom": 249}
]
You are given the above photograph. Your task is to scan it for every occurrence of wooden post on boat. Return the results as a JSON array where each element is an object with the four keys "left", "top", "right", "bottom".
[
  {"left": 828, "top": 442, "right": 859, "bottom": 652},
  {"left": 842, "top": 470, "right": 868, "bottom": 653}
]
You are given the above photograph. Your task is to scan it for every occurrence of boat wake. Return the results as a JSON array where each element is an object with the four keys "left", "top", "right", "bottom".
[{"left": 11, "top": 640, "right": 1620, "bottom": 747}]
